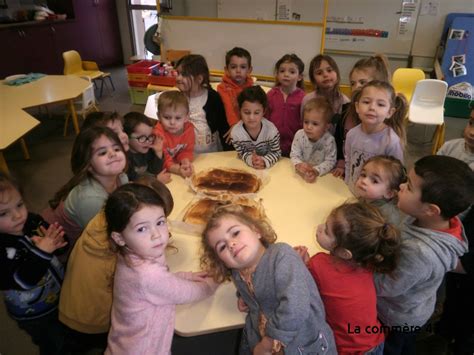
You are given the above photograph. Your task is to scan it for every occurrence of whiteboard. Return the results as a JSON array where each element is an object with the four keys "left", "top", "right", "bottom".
[{"left": 161, "top": 17, "right": 323, "bottom": 78}]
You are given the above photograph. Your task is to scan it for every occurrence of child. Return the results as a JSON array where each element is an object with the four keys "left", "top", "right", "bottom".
[
  {"left": 105, "top": 183, "right": 217, "bottom": 354},
  {"left": 123, "top": 111, "right": 171, "bottom": 183},
  {"left": 154, "top": 90, "right": 195, "bottom": 178},
  {"left": 201, "top": 204, "right": 336, "bottom": 354},
  {"left": 345, "top": 80, "right": 407, "bottom": 192},
  {"left": 266, "top": 54, "right": 306, "bottom": 156},
  {"left": 333, "top": 54, "right": 391, "bottom": 178},
  {"left": 302, "top": 54, "right": 350, "bottom": 129},
  {"left": 58, "top": 176, "right": 174, "bottom": 353},
  {"left": 44, "top": 126, "right": 128, "bottom": 252},
  {"left": 82, "top": 111, "right": 129, "bottom": 152},
  {"left": 290, "top": 97, "right": 336, "bottom": 183},
  {"left": 174, "top": 54, "right": 232, "bottom": 152},
  {"left": 437, "top": 107, "right": 474, "bottom": 170},
  {"left": 217, "top": 47, "right": 254, "bottom": 130},
  {"left": 231, "top": 86, "right": 281, "bottom": 169},
  {"left": 355, "top": 155, "right": 406, "bottom": 226},
  {"left": 0, "top": 173, "right": 67, "bottom": 354},
  {"left": 295, "top": 201, "right": 400, "bottom": 354},
  {"left": 375, "top": 155, "right": 474, "bottom": 354}
]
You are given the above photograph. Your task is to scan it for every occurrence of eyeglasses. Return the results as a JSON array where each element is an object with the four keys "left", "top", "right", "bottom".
[{"left": 130, "top": 134, "right": 156, "bottom": 143}]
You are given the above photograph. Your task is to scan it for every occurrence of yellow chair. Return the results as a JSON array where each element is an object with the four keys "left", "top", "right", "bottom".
[
  {"left": 64, "top": 77, "right": 99, "bottom": 136},
  {"left": 164, "top": 49, "right": 190, "bottom": 64},
  {"left": 392, "top": 68, "right": 425, "bottom": 103}
]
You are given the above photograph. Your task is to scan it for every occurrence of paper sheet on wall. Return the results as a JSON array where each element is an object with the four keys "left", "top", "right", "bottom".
[{"left": 397, "top": 1, "right": 418, "bottom": 40}]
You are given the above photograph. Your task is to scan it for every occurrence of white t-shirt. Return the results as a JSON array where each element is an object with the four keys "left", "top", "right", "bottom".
[{"left": 189, "top": 91, "right": 220, "bottom": 153}]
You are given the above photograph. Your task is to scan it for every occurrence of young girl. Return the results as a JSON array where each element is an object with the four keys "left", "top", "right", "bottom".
[
  {"left": 44, "top": 126, "right": 128, "bottom": 254},
  {"left": 266, "top": 54, "right": 305, "bottom": 156},
  {"left": 333, "top": 54, "right": 391, "bottom": 178},
  {"left": 355, "top": 155, "right": 407, "bottom": 226},
  {"left": 201, "top": 204, "right": 336, "bottom": 354},
  {"left": 302, "top": 54, "right": 350, "bottom": 130},
  {"left": 174, "top": 54, "right": 232, "bottom": 153},
  {"left": 344, "top": 80, "right": 407, "bottom": 192},
  {"left": 295, "top": 201, "right": 400, "bottom": 354},
  {"left": 0, "top": 173, "right": 67, "bottom": 354},
  {"left": 231, "top": 86, "right": 281, "bottom": 169},
  {"left": 105, "top": 183, "right": 217, "bottom": 355}
]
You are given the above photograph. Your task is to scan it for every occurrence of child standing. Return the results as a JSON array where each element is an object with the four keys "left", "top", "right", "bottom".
[
  {"left": 295, "top": 201, "right": 400, "bottom": 355},
  {"left": 0, "top": 173, "right": 67, "bottom": 354},
  {"left": 105, "top": 183, "right": 217, "bottom": 355},
  {"left": 217, "top": 47, "right": 254, "bottom": 130},
  {"left": 174, "top": 54, "right": 232, "bottom": 152},
  {"left": 345, "top": 80, "right": 407, "bottom": 192},
  {"left": 290, "top": 97, "right": 336, "bottom": 183},
  {"left": 231, "top": 86, "right": 281, "bottom": 169},
  {"left": 333, "top": 54, "right": 391, "bottom": 178},
  {"left": 375, "top": 155, "right": 474, "bottom": 354},
  {"left": 201, "top": 204, "right": 336, "bottom": 354},
  {"left": 123, "top": 111, "right": 171, "bottom": 183},
  {"left": 266, "top": 54, "right": 306, "bottom": 156},
  {"left": 154, "top": 90, "right": 195, "bottom": 178},
  {"left": 354, "top": 155, "right": 406, "bottom": 226}
]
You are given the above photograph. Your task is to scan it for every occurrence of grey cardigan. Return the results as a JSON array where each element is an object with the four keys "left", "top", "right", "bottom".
[{"left": 232, "top": 243, "right": 336, "bottom": 354}]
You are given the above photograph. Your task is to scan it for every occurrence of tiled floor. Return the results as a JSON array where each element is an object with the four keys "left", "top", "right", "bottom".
[{"left": 0, "top": 67, "right": 469, "bottom": 354}]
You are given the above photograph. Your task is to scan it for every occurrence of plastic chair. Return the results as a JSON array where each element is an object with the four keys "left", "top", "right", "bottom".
[
  {"left": 64, "top": 77, "right": 99, "bottom": 136},
  {"left": 408, "top": 79, "right": 448, "bottom": 154},
  {"left": 392, "top": 68, "right": 426, "bottom": 103}
]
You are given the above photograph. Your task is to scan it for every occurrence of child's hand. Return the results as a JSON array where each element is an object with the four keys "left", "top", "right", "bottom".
[
  {"left": 179, "top": 159, "right": 194, "bottom": 178},
  {"left": 293, "top": 245, "right": 310, "bottom": 264},
  {"left": 31, "top": 223, "right": 67, "bottom": 254},
  {"left": 253, "top": 336, "right": 274, "bottom": 355},
  {"left": 237, "top": 297, "right": 249, "bottom": 313},
  {"left": 251, "top": 151, "right": 265, "bottom": 169},
  {"left": 203, "top": 276, "right": 219, "bottom": 292},
  {"left": 153, "top": 135, "right": 164, "bottom": 157},
  {"left": 331, "top": 159, "right": 345, "bottom": 179},
  {"left": 157, "top": 169, "right": 172, "bottom": 184},
  {"left": 189, "top": 271, "right": 209, "bottom": 282},
  {"left": 223, "top": 124, "right": 235, "bottom": 145},
  {"left": 295, "top": 163, "right": 317, "bottom": 183}
]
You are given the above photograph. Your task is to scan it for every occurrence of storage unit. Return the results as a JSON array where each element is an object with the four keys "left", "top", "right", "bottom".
[
  {"left": 126, "top": 60, "right": 159, "bottom": 104},
  {"left": 444, "top": 97, "right": 472, "bottom": 118}
]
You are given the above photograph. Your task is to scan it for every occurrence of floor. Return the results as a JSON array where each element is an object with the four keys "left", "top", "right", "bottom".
[{"left": 0, "top": 67, "right": 468, "bottom": 354}]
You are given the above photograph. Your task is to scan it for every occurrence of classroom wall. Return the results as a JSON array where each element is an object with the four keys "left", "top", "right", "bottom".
[{"left": 115, "top": 0, "right": 134, "bottom": 65}]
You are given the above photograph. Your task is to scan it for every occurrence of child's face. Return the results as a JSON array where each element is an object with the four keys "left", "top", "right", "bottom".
[
  {"left": 176, "top": 66, "right": 202, "bottom": 94},
  {"left": 112, "top": 204, "right": 169, "bottom": 259},
  {"left": 313, "top": 60, "right": 338, "bottom": 90},
  {"left": 355, "top": 161, "right": 395, "bottom": 200},
  {"left": 303, "top": 109, "right": 328, "bottom": 142},
  {"left": 355, "top": 86, "right": 395, "bottom": 129},
  {"left": 277, "top": 61, "right": 302, "bottom": 90},
  {"left": 316, "top": 215, "right": 337, "bottom": 252},
  {"left": 240, "top": 101, "right": 264, "bottom": 131},
  {"left": 0, "top": 187, "right": 28, "bottom": 236},
  {"left": 129, "top": 123, "right": 155, "bottom": 154},
  {"left": 350, "top": 68, "right": 374, "bottom": 93},
  {"left": 106, "top": 119, "right": 129, "bottom": 151},
  {"left": 159, "top": 104, "right": 189, "bottom": 135},
  {"left": 226, "top": 55, "right": 251, "bottom": 85},
  {"left": 397, "top": 168, "right": 425, "bottom": 217},
  {"left": 89, "top": 135, "right": 126, "bottom": 178},
  {"left": 207, "top": 216, "right": 265, "bottom": 270},
  {"left": 464, "top": 112, "right": 474, "bottom": 152}
]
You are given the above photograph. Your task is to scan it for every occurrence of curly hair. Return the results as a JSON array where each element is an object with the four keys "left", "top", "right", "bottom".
[{"left": 200, "top": 204, "right": 277, "bottom": 283}]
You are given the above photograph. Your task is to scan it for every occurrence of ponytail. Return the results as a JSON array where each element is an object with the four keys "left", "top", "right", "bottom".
[
  {"left": 371, "top": 222, "right": 400, "bottom": 273},
  {"left": 386, "top": 93, "right": 408, "bottom": 146}
]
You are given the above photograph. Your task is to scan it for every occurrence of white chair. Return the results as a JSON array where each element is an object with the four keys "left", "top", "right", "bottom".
[
  {"left": 144, "top": 93, "right": 159, "bottom": 120},
  {"left": 408, "top": 79, "right": 448, "bottom": 154},
  {"left": 64, "top": 77, "right": 99, "bottom": 136}
]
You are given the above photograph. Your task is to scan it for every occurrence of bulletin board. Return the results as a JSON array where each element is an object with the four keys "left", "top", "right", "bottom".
[{"left": 160, "top": 16, "right": 324, "bottom": 79}]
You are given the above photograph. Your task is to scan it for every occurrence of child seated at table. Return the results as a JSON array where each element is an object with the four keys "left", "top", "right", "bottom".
[
  {"left": 230, "top": 86, "right": 281, "bottom": 169},
  {"left": 123, "top": 111, "right": 171, "bottom": 183},
  {"left": 290, "top": 97, "right": 336, "bottom": 183},
  {"left": 82, "top": 111, "right": 129, "bottom": 151},
  {"left": 153, "top": 91, "right": 195, "bottom": 178},
  {"left": 201, "top": 204, "right": 336, "bottom": 354}
]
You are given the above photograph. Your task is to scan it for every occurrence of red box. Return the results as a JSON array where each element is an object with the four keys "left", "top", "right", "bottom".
[
  {"left": 148, "top": 75, "right": 177, "bottom": 87},
  {"left": 128, "top": 80, "right": 149, "bottom": 88},
  {"left": 126, "top": 60, "right": 160, "bottom": 74}
]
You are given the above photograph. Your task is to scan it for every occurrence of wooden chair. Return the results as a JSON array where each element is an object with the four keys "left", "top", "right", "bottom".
[{"left": 164, "top": 49, "right": 191, "bottom": 64}]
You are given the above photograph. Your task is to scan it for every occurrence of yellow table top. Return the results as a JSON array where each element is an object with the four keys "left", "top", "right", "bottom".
[
  {"left": 0, "top": 75, "right": 89, "bottom": 149},
  {"left": 166, "top": 151, "right": 353, "bottom": 336}
]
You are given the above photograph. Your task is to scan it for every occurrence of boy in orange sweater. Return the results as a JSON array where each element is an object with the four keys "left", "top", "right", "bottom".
[{"left": 217, "top": 47, "right": 254, "bottom": 142}]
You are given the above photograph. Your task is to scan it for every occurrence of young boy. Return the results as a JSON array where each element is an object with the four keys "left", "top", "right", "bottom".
[
  {"left": 374, "top": 155, "right": 474, "bottom": 355},
  {"left": 290, "top": 97, "right": 336, "bottom": 183},
  {"left": 123, "top": 112, "right": 171, "bottom": 183},
  {"left": 217, "top": 47, "right": 254, "bottom": 131},
  {"left": 153, "top": 91, "right": 195, "bottom": 178},
  {"left": 230, "top": 86, "right": 281, "bottom": 169},
  {"left": 437, "top": 107, "right": 474, "bottom": 170},
  {"left": 82, "top": 111, "right": 129, "bottom": 151}
]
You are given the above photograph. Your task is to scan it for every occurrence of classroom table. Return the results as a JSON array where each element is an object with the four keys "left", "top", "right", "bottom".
[
  {"left": 0, "top": 75, "right": 89, "bottom": 173},
  {"left": 166, "top": 151, "right": 353, "bottom": 336}
]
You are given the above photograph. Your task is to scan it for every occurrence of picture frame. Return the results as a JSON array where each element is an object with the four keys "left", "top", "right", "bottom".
[{"left": 448, "top": 29, "right": 465, "bottom": 40}]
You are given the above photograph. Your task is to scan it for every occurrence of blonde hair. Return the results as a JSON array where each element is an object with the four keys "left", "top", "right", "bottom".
[
  {"left": 350, "top": 54, "right": 391, "bottom": 83},
  {"left": 201, "top": 204, "right": 277, "bottom": 283},
  {"left": 302, "top": 97, "right": 333, "bottom": 123},
  {"left": 157, "top": 90, "right": 190, "bottom": 115}
]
